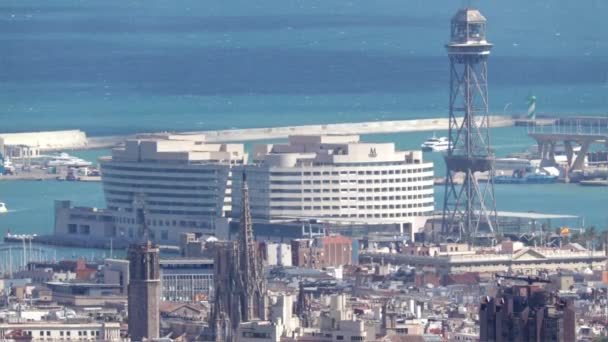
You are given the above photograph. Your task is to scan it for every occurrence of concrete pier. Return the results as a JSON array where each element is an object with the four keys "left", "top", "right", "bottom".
[
  {"left": 531, "top": 133, "right": 606, "bottom": 170},
  {"left": 528, "top": 117, "right": 608, "bottom": 171}
]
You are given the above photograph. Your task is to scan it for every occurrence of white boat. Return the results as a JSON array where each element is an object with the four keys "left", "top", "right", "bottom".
[
  {"left": 421, "top": 135, "right": 451, "bottom": 152},
  {"left": 3, "top": 157, "right": 13, "bottom": 170},
  {"left": 4, "top": 231, "right": 37, "bottom": 242},
  {"left": 47, "top": 153, "right": 92, "bottom": 167},
  {"left": 0, "top": 202, "right": 7, "bottom": 213}
]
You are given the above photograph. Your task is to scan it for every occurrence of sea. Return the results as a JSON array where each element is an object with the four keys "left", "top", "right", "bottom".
[{"left": 0, "top": 0, "right": 607, "bottom": 259}]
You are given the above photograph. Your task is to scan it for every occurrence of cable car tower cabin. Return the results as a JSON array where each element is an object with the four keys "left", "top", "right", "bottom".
[{"left": 442, "top": 8, "right": 497, "bottom": 243}]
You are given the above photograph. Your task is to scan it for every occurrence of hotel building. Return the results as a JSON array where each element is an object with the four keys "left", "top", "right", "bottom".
[{"left": 231, "top": 135, "right": 434, "bottom": 238}]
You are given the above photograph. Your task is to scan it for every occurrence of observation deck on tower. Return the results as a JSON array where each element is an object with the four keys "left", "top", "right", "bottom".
[{"left": 446, "top": 8, "right": 493, "bottom": 56}]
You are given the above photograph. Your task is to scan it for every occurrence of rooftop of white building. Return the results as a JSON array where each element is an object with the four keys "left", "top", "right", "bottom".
[
  {"left": 101, "top": 134, "right": 246, "bottom": 164},
  {"left": 253, "top": 134, "right": 426, "bottom": 167}
]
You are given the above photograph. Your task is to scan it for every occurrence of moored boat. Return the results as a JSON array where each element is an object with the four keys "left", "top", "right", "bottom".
[
  {"left": 420, "top": 135, "right": 451, "bottom": 152},
  {"left": 494, "top": 168, "right": 558, "bottom": 184},
  {"left": 4, "top": 230, "right": 37, "bottom": 243},
  {"left": 579, "top": 179, "right": 608, "bottom": 187},
  {"left": 46, "top": 153, "right": 92, "bottom": 167}
]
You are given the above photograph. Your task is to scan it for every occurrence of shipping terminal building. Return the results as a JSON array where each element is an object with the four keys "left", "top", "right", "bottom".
[{"left": 53, "top": 134, "right": 434, "bottom": 245}]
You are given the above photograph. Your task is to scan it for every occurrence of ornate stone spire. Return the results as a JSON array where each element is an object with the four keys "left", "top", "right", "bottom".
[{"left": 238, "top": 172, "right": 267, "bottom": 322}]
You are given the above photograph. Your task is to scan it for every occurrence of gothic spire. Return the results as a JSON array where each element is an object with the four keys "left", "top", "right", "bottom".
[{"left": 238, "top": 172, "right": 266, "bottom": 322}]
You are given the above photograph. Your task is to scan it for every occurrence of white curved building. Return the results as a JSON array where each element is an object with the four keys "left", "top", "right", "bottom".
[
  {"left": 99, "top": 135, "right": 245, "bottom": 244},
  {"left": 232, "top": 135, "right": 434, "bottom": 236}
]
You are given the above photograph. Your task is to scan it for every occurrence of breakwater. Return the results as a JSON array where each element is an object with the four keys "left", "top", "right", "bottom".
[
  {"left": 0, "top": 116, "right": 515, "bottom": 151},
  {"left": 196, "top": 115, "right": 515, "bottom": 142},
  {"left": 87, "top": 115, "right": 515, "bottom": 148}
]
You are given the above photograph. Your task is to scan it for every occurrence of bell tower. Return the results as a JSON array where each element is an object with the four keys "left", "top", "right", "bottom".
[{"left": 127, "top": 197, "right": 160, "bottom": 340}]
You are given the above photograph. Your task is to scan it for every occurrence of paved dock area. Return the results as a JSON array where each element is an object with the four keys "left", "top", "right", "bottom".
[
  {"left": 0, "top": 168, "right": 57, "bottom": 181},
  {"left": 0, "top": 167, "right": 101, "bottom": 182}
]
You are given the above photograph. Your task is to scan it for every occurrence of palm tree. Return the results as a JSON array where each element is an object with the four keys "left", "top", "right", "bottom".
[
  {"left": 600, "top": 229, "right": 608, "bottom": 255},
  {"left": 540, "top": 223, "right": 549, "bottom": 246},
  {"left": 585, "top": 226, "right": 597, "bottom": 249}
]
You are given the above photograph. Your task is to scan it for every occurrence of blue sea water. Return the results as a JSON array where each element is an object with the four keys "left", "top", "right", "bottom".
[
  {"left": 0, "top": 0, "right": 607, "bottom": 258},
  {"left": 0, "top": 0, "right": 607, "bottom": 135}
]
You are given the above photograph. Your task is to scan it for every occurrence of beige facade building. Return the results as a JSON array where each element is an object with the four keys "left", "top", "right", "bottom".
[
  {"left": 0, "top": 321, "right": 121, "bottom": 341},
  {"left": 361, "top": 241, "right": 607, "bottom": 276},
  {"left": 236, "top": 321, "right": 282, "bottom": 342},
  {"left": 232, "top": 135, "right": 434, "bottom": 237}
]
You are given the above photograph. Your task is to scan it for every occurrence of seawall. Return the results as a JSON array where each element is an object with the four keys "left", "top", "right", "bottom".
[
  {"left": 197, "top": 115, "right": 514, "bottom": 142},
  {"left": 1, "top": 116, "right": 515, "bottom": 151}
]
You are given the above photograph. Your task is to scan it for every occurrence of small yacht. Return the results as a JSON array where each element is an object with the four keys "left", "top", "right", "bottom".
[
  {"left": 0, "top": 202, "right": 7, "bottom": 213},
  {"left": 3, "top": 157, "right": 13, "bottom": 169},
  {"left": 4, "top": 230, "right": 37, "bottom": 242},
  {"left": 421, "top": 135, "right": 451, "bottom": 152},
  {"left": 47, "top": 153, "right": 92, "bottom": 167}
]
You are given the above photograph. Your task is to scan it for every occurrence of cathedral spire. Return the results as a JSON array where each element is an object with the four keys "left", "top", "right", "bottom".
[
  {"left": 238, "top": 172, "right": 266, "bottom": 322},
  {"left": 209, "top": 172, "right": 267, "bottom": 342}
]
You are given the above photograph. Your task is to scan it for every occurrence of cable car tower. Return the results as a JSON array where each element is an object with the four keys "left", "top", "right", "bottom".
[{"left": 442, "top": 8, "right": 498, "bottom": 243}]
